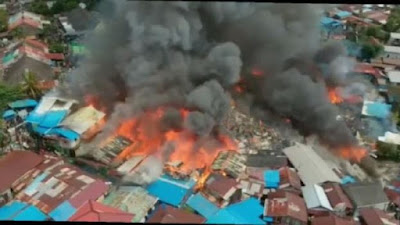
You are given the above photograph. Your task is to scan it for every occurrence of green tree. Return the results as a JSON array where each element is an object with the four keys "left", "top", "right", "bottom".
[
  {"left": 0, "top": 83, "right": 25, "bottom": 112},
  {"left": 30, "top": 0, "right": 51, "bottom": 16},
  {"left": 0, "top": 119, "right": 10, "bottom": 151},
  {"left": 376, "top": 141, "right": 400, "bottom": 162},
  {"left": 0, "top": 9, "right": 8, "bottom": 32},
  {"left": 384, "top": 8, "right": 400, "bottom": 32},
  {"left": 21, "top": 71, "right": 43, "bottom": 100},
  {"left": 361, "top": 42, "right": 383, "bottom": 60},
  {"left": 49, "top": 43, "right": 65, "bottom": 53},
  {"left": 10, "top": 27, "right": 25, "bottom": 39},
  {"left": 51, "top": 0, "right": 79, "bottom": 14}
]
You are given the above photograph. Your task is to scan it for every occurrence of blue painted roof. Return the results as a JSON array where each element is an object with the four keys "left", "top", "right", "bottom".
[
  {"left": 335, "top": 10, "right": 352, "bottom": 19},
  {"left": 2, "top": 109, "right": 16, "bottom": 120},
  {"left": 0, "top": 201, "right": 46, "bottom": 221},
  {"left": 8, "top": 99, "right": 38, "bottom": 109},
  {"left": 26, "top": 111, "right": 45, "bottom": 124},
  {"left": 321, "top": 17, "right": 335, "bottom": 25},
  {"left": 365, "top": 102, "right": 392, "bottom": 119},
  {"left": 0, "top": 201, "right": 27, "bottom": 220},
  {"left": 264, "top": 170, "right": 280, "bottom": 188},
  {"left": 186, "top": 193, "right": 219, "bottom": 219},
  {"left": 12, "top": 205, "right": 47, "bottom": 221},
  {"left": 147, "top": 175, "right": 196, "bottom": 207},
  {"left": 38, "top": 110, "right": 68, "bottom": 128},
  {"left": 49, "top": 201, "right": 77, "bottom": 221},
  {"left": 206, "top": 198, "right": 264, "bottom": 225},
  {"left": 341, "top": 176, "right": 356, "bottom": 184}
]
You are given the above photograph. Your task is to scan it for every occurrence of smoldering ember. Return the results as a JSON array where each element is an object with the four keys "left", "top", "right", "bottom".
[{"left": 0, "top": 1, "right": 399, "bottom": 224}]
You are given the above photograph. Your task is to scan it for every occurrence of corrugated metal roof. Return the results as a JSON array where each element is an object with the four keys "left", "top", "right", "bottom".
[
  {"left": 384, "top": 45, "right": 400, "bottom": 54},
  {"left": 147, "top": 175, "right": 195, "bottom": 207},
  {"left": 48, "top": 201, "right": 77, "bottom": 221},
  {"left": 38, "top": 110, "right": 68, "bottom": 128},
  {"left": 0, "top": 151, "right": 44, "bottom": 193},
  {"left": 264, "top": 170, "right": 280, "bottom": 188},
  {"left": 283, "top": 143, "right": 341, "bottom": 185},
  {"left": 12, "top": 205, "right": 47, "bottom": 221},
  {"left": 186, "top": 193, "right": 219, "bottom": 219},
  {"left": 8, "top": 99, "right": 37, "bottom": 109},
  {"left": 361, "top": 101, "right": 391, "bottom": 119},
  {"left": 265, "top": 191, "right": 308, "bottom": 223},
  {"left": 343, "top": 182, "right": 389, "bottom": 207},
  {"left": 51, "top": 127, "right": 80, "bottom": 140},
  {"left": 3, "top": 109, "right": 16, "bottom": 120},
  {"left": 0, "top": 201, "right": 27, "bottom": 220},
  {"left": 387, "top": 70, "right": 400, "bottom": 84},
  {"left": 147, "top": 204, "right": 205, "bottom": 224},
  {"left": 302, "top": 184, "right": 333, "bottom": 210},
  {"left": 69, "top": 200, "right": 134, "bottom": 222},
  {"left": 206, "top": 197, "right": 264, "bottom": 225},
  {"left": 61, "top": 106, "right": 105, "bottom": 135},
  {"left": 322, "top": 183, "right": 353, "bottom": 210},
  {"left": 102, "top": 186, "right": 157, "bottom": 222}
]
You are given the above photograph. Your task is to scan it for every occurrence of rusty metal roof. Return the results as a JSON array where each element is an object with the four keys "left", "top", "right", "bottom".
[
  {"left": 0, "top": 151, "right": 44, "bottom": 193},
  {"left": 146, "top": 204, "right": 205, "bottom": 224},
  {"left": 265, "top": 190, "right": 308, "bottom": 223}
]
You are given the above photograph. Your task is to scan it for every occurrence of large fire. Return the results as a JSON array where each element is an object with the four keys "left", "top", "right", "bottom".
[
  {"left": 328, "top": 88, "right": 343, "bottom": 104},
  {"left": 84, "top": 95, "right": 107, "bottom": 113},
  {"left": 338, "top": 146, "right": 367, "bottom": 163},
  {"left": 108, "top": 107, "right": 237, "bottom": 173}
]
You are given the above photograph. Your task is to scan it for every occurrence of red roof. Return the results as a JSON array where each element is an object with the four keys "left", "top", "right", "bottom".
[
  {"left": 345, "top": 16, "right": 374, "bottom": 27},
  {"left": 69, "top": 180, "right": 109, "bottom": 208},
  {"left": 365, "top": 11, "right": 389, "bottom": 23},
  {"left": 353, "top": 63, "right": 381, "bottom": 77},
  {"left": 36, "top": 80, "right": 57, "bottom": 90},
  {"left": 322, "top": 183, "right": 353, "bottom": 210},
  {"left": 69, "top": 200, "right": 134, "bottom": 222},
  {"left": 384, "top": 188, "right": 400, "bottom": 207},
  {"left": 0, "top": 151, "right": 44, "bottom": 193},
  {"left": 146, "top": 205, "right": 205, "bottom": 224},
  {"left": 206, "top": 173, "right": 238, "bottom": 199},
  {"left": 25, "top": 39, "right": 48, "bottom": 52},
  {"left": 46, "top": 53, "right": 65, "bottom": 61},
  {"left": 265, "top": 190, "right": 308, "bottom": 223},
  {"left": 359, "top": 208, "right": 399, "bottom": 225},
  {"left": 311, "top": 213, "right": 356, "bottom": 225},
  {"left": 279, "top": 167, "right": 301, "bottom": 190}
]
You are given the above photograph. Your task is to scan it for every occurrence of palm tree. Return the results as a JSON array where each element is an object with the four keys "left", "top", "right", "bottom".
[{"left": 21, "top": 71, "right": 43, "bottom": 99}]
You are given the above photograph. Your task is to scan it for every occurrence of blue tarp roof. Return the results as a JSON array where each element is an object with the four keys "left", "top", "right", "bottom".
[
  {"left": 264, "top": 170, "right": 280, "bottom": 188},
  {"left": 186, "top": 193, "right": 219, "bottom": 219},
  {"left": 49, "top": 201, "right": 77, "bottom": 221},
  {"left": 147, "top": 175, "right": 196, "bottom": 207},
  {"left": 321, "top": 17, "right": 342, "bottom": 27},
  {"left": 12, "top": 205, "right": 47, "bottom": 221},
  {"left": 0, "top": 201, "right": 46, "bottom": 221},
  {"left": 206, "top": 198, "right": 264, "bottom": 225},
  {"left": 2, "top": 110, "right": 16, "bottom": 120},
  {"left": 335, "top": 10, "right": 352, "bottom": 19},
  {"left": 364, "top": 102, "right": 392, "bottom": 119},
  {"left": 8, "top": 99, "right": 37, "bottom": 109}
]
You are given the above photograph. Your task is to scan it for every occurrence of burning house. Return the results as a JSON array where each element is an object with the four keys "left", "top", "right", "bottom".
[
  {"left": 91, "top": 136, "right": 132, "bottom": 166},
  {"left": 211, "top": 151, "right": 246, "bottom": 179}
]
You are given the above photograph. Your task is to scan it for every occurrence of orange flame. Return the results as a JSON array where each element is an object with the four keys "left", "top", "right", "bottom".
[
  {"left": 111, "top": 107, "right": 237, "bottom": 172},
  {"left": 328, "top": 88, "right": 343, "bottom": 104},
  {"left": 338, "top": 146, "right": 367, "bottom": 163},
  {"left": 234, "top": 85, "right": 244, "bottom": 93},
  {"left": 84, "top": 95, "right": 107, "bottom": 112},
  {"left": 195, "top": 167, "right": 211, "bottom": 191}
]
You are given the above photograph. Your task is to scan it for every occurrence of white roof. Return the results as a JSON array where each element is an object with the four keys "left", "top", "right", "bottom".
[
  {"left": 387, "top": 70, "right": 400, "bottom": 83},
  {"left": 35, "top": 97, "right": 78, "bottom": 114},
  {"left": 302, "top": 184, "right": 333, "bottom": 210},
  {"left": 378, "top": 132, "right": 400, "bottom": 145},
  {"left": 384, "top": 45, "right": 400, "bottom": 54},
  {"left": 61, "top": 106, "right": 105, "bottom": 134},
  {"left": 361, "top": 100, "right": 373, "bottom": 117},
  {"left": 283, "top": 143, "right": 341, "bottom": 185},
  {"left": 117, "top": 156, "right": 146, "bottom": 174},
  {"left": 390, "top": 32, "right": 400, "bottom": 40}
]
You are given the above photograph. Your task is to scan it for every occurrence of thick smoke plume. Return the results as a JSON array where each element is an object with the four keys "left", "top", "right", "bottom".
[{"left": 55, "top": 1, "right": 373, "bottom": 178}]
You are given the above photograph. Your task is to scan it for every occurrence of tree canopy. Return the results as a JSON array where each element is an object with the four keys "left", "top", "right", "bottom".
[
  {"left": 384, "top": 7, "right": 400, "bottom": 32},
  {"left": 0, "top": 83, "right": 26, "bottom": 112},
  {"left": 376, "top": 141, "right": 400, "bottom": 162},
  {"left": 0, "top": 9, "right": 8, "bottom": 33}
]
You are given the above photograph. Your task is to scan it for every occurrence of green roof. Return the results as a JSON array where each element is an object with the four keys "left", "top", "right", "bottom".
[{"left": 70, "top": 44, "right": 86, "bottom": 55}]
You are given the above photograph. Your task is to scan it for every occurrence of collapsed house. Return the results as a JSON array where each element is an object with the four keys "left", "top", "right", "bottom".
[
  {"left": 91, "top": 136, "right": 132, "bottom": 166},
  {"left": 211, "top": 151, "right": 246, "bottom": 179}
]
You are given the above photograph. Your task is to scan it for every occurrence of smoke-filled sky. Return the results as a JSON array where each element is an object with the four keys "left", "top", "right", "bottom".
[{"left": 56, "top": 2, "right": 366, "bottom": 164}]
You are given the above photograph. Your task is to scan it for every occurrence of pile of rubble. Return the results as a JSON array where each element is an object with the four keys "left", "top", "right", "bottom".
[{"left": 223, "top": 106, "right": 291, "bottom": 154}]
